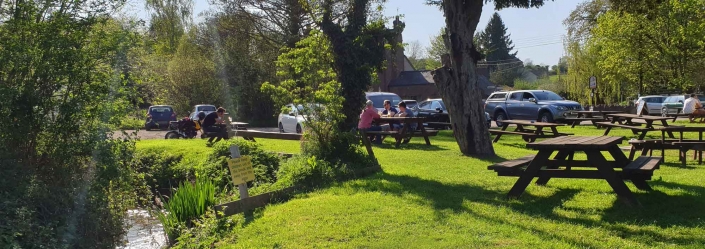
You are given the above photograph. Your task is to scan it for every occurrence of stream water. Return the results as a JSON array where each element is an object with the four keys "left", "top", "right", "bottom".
[{"left": 117, "top": 210, "right": 167, "bottom": 249}]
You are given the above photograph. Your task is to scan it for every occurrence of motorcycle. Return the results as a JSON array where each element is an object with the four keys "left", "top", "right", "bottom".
[{"left": 164, "top": 118, "right": 200, "bottom": 139}]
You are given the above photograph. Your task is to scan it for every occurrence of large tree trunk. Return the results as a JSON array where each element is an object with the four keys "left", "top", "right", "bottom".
[{"left": 432, "top": 0, "right": 495, "bottom": 157}]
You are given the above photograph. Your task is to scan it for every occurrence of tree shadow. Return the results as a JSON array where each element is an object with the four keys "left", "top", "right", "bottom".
[
  {"left": 372, "top": 142, "right": 448, "bottom": 151},
  {"left": 345, "top": 172, "right": 705, "bottom": 247}
]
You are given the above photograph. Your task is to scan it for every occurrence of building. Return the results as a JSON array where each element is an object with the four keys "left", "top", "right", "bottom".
[{"left": 374, "top": 17, "right": 497, "bottom": 101}]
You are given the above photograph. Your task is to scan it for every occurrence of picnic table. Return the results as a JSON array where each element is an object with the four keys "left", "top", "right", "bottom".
[
  {"left": 490, "top": 120, "right": 571, "bottom": 143},
  {"left": 566, "top": 110, "right": 624, "bottom": 128},
  {"left": 488, "top": 136, "right": 661, "bottom": 206},
  {"left": 597, "top": 114, "right": 676, "bottom": 140},
  {"left": 658, "top": 126, "right": 705, "bottom": 167},
  {"left": 361, "top": 117, "right": 438, "bottom": 149}
]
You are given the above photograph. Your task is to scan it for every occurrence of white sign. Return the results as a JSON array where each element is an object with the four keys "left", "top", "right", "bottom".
[{"left": 589, "top": 76, "right": 597, "bottom": 89}]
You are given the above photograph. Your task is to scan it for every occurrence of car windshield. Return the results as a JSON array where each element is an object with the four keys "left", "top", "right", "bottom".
[
  {"left": 150, "top": 107, "right": 172, "bottom": 113},
  {"left": 368, "top": 95, "right": 402, "bottom": 108},
  {"left": 197, "top": 106, "right": 216, "bottom": 112},
  {"left": 533, "top": 92, "right": 564, "bottom": 101}
]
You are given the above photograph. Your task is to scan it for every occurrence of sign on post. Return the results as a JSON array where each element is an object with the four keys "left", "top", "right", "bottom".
[
  {"left": 228, "top": 145, "right": 252, "bottom": 199},
  {"left": 228, "top": 156, "right": 255, "bottom": 185},
  {"left": 589, "top": 76, "right": 597, "bottom": 89}
]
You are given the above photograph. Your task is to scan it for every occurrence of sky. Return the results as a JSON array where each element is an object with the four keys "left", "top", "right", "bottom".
[{"left": 124, "top": 0, "right": 579, "bottom": 66}]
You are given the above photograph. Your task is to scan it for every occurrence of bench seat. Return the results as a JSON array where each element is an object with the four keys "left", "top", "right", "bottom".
[
  {"left": 487, "top": 155, "right": 535, "bottom": 172},
  {"left": 623, "top": 156, "right": 661, "bottom": 175},
  {"left": 364, "top": 130, "right": 439, "bottom": 137}
]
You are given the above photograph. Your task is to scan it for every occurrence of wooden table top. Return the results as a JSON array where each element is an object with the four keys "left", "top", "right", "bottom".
[
  {"left": 377, "top": 116, "right": 426, "bottom": 121},
  {"left": 607, "top": 114, "right": 671, "bottom": 121},
  {"left": 572, "top": 110, "right": 624, "bottom": 114},
  {"left": 527, "top": 136, "right": 624, "bottom": 150},
  {"left": 501, "top": 120, "right": 565, "bottom": 127}
]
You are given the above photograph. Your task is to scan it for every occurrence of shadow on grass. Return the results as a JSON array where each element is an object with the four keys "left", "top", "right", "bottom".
[
  {"left": 372, "top": 142, "right": 448, "bottom": 151},
  {"left": 346, "top": 172, "right": 705, "bottom": 247}
]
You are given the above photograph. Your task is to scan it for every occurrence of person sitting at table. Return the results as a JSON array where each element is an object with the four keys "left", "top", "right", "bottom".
[
  {"left": 393, "top": 101, "right": 418, "bottom": 144},
  {"left": 683, "top": 94, "right": 705, "bottom": 123},
  {"left": 358, "top": 100, "right": 384, "bottom": 144},
  {"left": 381, "top": 100, "right": 398, "bottom": 117},
  {"left": 202, "top": 107, "right": 229, "bottom": 144}
]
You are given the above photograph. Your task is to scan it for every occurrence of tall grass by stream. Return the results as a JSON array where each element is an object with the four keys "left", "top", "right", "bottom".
[{"left": 156, "top": 178, "right": 216, "bottom": 243}]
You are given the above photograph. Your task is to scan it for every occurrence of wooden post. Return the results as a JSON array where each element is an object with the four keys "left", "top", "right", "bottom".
[{"left": 229, "top": 145, "right": 249, "bottom": 199}]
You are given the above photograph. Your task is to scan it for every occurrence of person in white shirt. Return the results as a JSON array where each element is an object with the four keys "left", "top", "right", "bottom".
[{"left": 683, "top": 94, "right": 704, "bottom": 122}]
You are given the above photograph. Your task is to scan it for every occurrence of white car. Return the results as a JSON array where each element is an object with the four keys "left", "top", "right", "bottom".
[
  {"left": 278, "top": 104, "right": 306, "bottom": 133},
  {"left": 189, "top": 104, "right": 217, "bottom": 121}
]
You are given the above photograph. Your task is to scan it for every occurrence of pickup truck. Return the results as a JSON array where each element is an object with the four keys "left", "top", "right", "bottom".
[{"left": 484, "top": 90, "right": 583, "bottom": 126}]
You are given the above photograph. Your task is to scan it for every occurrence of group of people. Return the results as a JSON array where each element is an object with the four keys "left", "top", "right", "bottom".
[
  {"left": 358, "top": 99, "right": 417, "bottom": 144},
  {"left": 683, "top": 94, "right": 705, "bottom": 123},
  {"left": 185, "top": 107, "right": 228, "bottom": 144}
]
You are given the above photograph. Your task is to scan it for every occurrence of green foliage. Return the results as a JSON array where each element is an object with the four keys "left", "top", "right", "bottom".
[
  {"left": 146, "top": 0, "right": 194, "bottom": 54},
  {"left": 0, "top": 0, "right": 150, "bottom": 246},
  {"left": 274, "top": 156, "right": 340, "bottom": 189},
  {"left": 172, "top": 209, "right": 239, "bottom": 249},
  {"left": 564, "top": 0, "right": 705, "bottom": 104},
  {"left": 156, "top": 177, "right": 216, "bottom": 243},
  {"left": 164, "top": 30, "right": 225, "bottom": 115},
  {"left": 119, "top": 116, "right": 145, "bottom": 130},
  {"left": 512, "top": 80, "right": 536, "bottom": 90},
  {"left": 476, "top": 12, "right": 518, "bottom": 63}
]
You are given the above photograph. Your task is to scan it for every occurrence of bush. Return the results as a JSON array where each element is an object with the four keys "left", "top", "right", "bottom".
[
  {"left": 301, "top": 131, "right": 377, "bottom": 170},
  {"left": 204, "top": 140, "right": 282, "bottom": 189},
  {"left": 118, "top": 116, "right": 144, "bottom": 130},
  {"left": 156, "top": 177, "right": 216, "bottom": 244},
  {"left": 274, "top": 156, "right": 340, "bottom": 189}
]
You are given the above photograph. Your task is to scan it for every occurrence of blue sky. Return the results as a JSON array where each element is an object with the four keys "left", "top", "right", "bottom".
[{"left": 124, "top": 0, "right": 578, "bottom": 66}]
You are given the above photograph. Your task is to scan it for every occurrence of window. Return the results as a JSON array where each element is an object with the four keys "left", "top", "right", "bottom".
[
  {"left": 431, "top": 101, "right": 443, "bottom": 110},
  {"left": 509, "top": 92, "right": 523, "bottom": 100},
  {"left": 646, "top": 97, "right": 665, "bottom": 103},
  {"left": 418, "top": 101, "right": 432, "bottom": 110},
  {"left": 522, "top": 92, "right": 535, "bottom": 101},
  {"left": 533, "top": 91, "right": 564, "bottom": 101},
  {"left": 490, "top": 93, "right": 506, "bottom": 99},
  {"left": 150, "top": 107, "right": 172, "bottom": 113},
  {"left": 197, "top": 106, "right": 216, "bottom": 112},
  {"left": 368, "top": 94, "right": 402, "bottom": 108}
]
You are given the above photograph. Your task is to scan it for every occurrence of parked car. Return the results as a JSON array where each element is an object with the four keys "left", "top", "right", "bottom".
[
  {"left": 634, "top": 95, "right": 666, "bottom": 115},
  {"left": 660, "top": 95, "right": 705, "bottom": 116},
  {"left": 415, "top": 99, "right": 492, "bottom": 129},
  {"left": 365, "top": 92, "right": 402, "bottom": 112},
  {"left": 278, "top": 104, "right": 306, "bottom": 133},
  {"left": 189, "top": 104, "right": 217, "bottom": 121},
  {"left": 484, "top": 90, "right": 583, "bottom": 126},
  {"left": 145, "top": 105, "right": 176, "bottom": 131},
  {"left": 402, "top": 100, "right": 418, "bottom": 110}
]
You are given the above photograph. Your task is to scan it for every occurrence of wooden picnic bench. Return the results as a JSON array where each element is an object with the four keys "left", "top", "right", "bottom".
[
  {"left": 598, "top": 114, "right": 676, "bottom": 140},
  {"left": 488, "top": 136, "right": 661, "bottom": 206},
  {"left": 659, "top": 126, "right": 705, "bottom": 167},
  {"left": 567, "top": 110, "right": 624, "bottom": 128},
  {"left": 365, "top": 117, "right": 436, "bottom": 148},
  {"left": 490, "top": 120, "right": 572, "bottom": 143},
  {"left": 229, "top": 130, "right": 302, "bottom": 142}
]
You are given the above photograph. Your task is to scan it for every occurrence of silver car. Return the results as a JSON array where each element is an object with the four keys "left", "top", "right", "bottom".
[{"left": 635, "top": 96, "right": 666, "bottom": 115}]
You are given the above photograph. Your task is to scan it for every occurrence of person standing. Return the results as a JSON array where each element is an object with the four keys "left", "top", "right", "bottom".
[{"left": 202, "top": 107, "right": 228, "bottom": 144}]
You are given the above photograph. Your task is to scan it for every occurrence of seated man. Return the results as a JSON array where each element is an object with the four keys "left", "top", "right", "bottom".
[
  {"left": 683, "top": 94, "right": 705, "bottom": 122},
  {"left": 393, "top": 101, "right": 418, "bottom": 144},
  {"left": 202, "top": 107, "right": 229, "bottom": 144},
  {"left": 358, "top": 100, "right": 383, "bottom": 144}
]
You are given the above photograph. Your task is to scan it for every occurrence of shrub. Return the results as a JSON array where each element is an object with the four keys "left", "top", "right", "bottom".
[
  {"left": 135, "top": 151, "right": 190, "bottom": 190},
  {"left": 204, "top": 140, "right": 281, "bottom": 190},
  {"left": 274, "top": 156, "right": 340, "bottom": 189},
  {"left": 301, "top": 131, "right": 377, "bottom": 170},
  {"left": 118, "top": 116, "right": 145, "bottom": 130},
  {"left": 156, "top": 177, "right": 216, "bottom": 244}
]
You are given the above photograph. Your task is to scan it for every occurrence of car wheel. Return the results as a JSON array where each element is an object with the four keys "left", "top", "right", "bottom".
[
  {"left": 495, "top": 111, "right": 507, "bottom": 127},
  {"left": 279, "top": 122, "right": 285, "bottom": 133},
  {"left": 296, "top": 124, "right": 302, "bottom": 134},
  {"left": 539, "top": 112, "right": 554, "bottom": 123},
  {"left": 661, "top": 107, "right": 668, "bottom": 117},
  {"left": 165, "top": 131, "right": 181, "bottom": 139}
]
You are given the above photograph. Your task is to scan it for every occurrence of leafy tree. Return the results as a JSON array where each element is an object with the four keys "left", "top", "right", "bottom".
[
  {"left": 0, "top": 1, "right": 148, "bottom": 247},
  {"left": 427, "top": 0, "right": 550, "bottom": 157},
  {"left": 425, "top": 29, "right": 449, "bottom": 69},
  {"left": 146, "top": 0, "right": 194, "bottom": 54},
  {"left": 476, "top": 12, "right": 518, "bottom": 67},
  {"left": 304, "top": 0, "right": 400, "bottom": 130},
  {"left": 164, "top": 29, "right": 225, "bottom": 115}
]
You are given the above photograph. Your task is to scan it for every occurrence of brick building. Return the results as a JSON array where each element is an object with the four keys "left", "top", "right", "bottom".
[{"left": 373, "top": 18, "right": 497, "bottom": 101}]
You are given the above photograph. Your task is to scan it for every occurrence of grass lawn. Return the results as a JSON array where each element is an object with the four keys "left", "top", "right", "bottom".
[{"left": 139, "top": 124, "right": 705, "bottom": 248}]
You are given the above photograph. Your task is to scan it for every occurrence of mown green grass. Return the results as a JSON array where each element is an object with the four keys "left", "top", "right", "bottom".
[{"left": 138, "top": 124, "right": 705, "bottom": 248}]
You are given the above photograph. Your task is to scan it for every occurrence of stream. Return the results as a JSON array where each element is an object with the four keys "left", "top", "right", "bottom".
[{"left": 117, "top": 209, "right": 167, "bottom": 249}]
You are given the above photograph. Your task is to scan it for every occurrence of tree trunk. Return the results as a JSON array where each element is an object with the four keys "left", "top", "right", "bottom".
[{"left": 432, "top": 0, "right": 495, "bottom": 157}]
